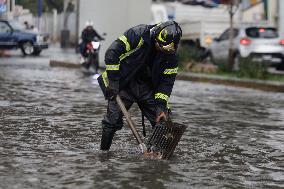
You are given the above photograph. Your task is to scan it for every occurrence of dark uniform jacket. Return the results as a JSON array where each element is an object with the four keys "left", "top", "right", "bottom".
[{"left": 98, "top": 24, "right": 178, "bottom": 110}]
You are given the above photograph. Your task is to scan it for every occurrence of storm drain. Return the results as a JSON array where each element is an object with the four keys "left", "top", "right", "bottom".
[{"left": 147, "top": 121, "right": 186, "bottom": 160}]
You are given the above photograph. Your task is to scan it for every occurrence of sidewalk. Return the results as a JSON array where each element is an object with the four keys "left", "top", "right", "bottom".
[
  {"left": 48, "top": 44, "right": 81, "bottom": 68},
  {"left": 177, "top": 72, "right": 284, "bottom": 93},
  {"left": 47, "top": 47, "right": 284, "bottom": 93}
]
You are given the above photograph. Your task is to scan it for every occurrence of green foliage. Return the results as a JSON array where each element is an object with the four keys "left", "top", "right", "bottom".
[
  {"left": 15, "top": 0, "right": 64, "bottom": 15},
  {"left": 215, "top": 60, "right": 230, "bottom": 73},
  {"left": 177, "top": 44, "right": 273, "bottom": 81},
  {"left": 177, "top": 45, "right": 202, "bottom": 70},
  {"left": 237, "top": 58, "right": 268, "bottom": 79},
  {"left": 177, "top": 44, "right": 201, "bottom": 63}
]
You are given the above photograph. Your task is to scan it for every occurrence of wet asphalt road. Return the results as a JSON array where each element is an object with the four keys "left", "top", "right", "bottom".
[{"left": 0, "top": 50, "right": 284, "bottom": 189}]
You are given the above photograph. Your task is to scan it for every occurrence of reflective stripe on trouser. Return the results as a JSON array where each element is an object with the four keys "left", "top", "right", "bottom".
[{"left": 102, "top": 71, "right": 109, "bottom": 87}]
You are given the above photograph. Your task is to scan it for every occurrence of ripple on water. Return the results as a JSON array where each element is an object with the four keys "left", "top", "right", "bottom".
[{"left": 1, "top": 63, "right": 284, "bottom": 188}]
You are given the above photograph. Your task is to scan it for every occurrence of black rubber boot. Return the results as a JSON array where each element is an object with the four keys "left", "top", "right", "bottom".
[{"left": 100, "top": 127, "right": 115, "bottom": 151}]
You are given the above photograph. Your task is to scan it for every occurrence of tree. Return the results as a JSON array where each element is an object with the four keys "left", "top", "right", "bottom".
[
  {"left": 224, "top": 0, "right": 240, "bottom": 72},
  {"left": 15, "top": 0, "right": 64, "bottom": 14},
  {"left": 46, "top": 0, "right": 64, "bottom": 13},
  {"left": 208, "top": 0, "right": 240, "bottom": 71},
  {"left": 63, "top": 0, "right": 74, "bottom": 30}
]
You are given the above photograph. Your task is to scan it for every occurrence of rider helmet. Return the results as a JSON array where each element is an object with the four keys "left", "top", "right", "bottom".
[{"left": 85, "top": 20, "right": 94, "bottom": 28}]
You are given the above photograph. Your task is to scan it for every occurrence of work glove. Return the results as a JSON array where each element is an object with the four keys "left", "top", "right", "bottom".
[
  {"left": 155, "top": 105, "right": 168, "bottom": 123},
  {"left": 105, "top": 80, "right": 119, "bottom": 101}
]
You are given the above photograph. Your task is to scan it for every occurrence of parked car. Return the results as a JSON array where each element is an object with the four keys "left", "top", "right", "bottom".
[
  {"left": 209, "top": 26, "right": 284, "bottom": 70},
  {"left": 0, "top": 20, "right": 48, "bottom": 56}
]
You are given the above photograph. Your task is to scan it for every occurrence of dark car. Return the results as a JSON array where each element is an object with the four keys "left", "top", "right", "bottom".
[{"left": 0, "top": 20, "right": 48, "bottom": 56}]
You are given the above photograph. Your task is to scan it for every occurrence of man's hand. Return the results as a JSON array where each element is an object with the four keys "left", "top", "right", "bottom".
[
  {"left": 156, "top": 106, "right": 168, "bottom": 123},
  {"left": 105, "top": 86, "right": 118, "bottom": 100},
  {"left": 156, "top": 111, "right": 167, "bottom": 123}
]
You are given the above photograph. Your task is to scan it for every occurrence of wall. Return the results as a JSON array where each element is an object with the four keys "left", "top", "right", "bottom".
[
  {"left": 242, "top": 2, "right": 264, "bottom": 24},
  {"left": 267, "top": 0, "right": 278, "bottom": 27},
  {"left": 79, "top": 0, "right": 151, "bottom": 66},
  {"left": 242, "top": 0, "right": 278, "bottom": 27}
]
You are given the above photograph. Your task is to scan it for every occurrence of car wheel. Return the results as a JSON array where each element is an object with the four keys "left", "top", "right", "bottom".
[
  {"left": 209, "top": 52, "right": 216, "bottom": 64},
  {"left": 276, "top": 64, "right": 284, "bottom": 71},
  {"left": 21, "top": 41, "right": 34, "bottom": 56}
]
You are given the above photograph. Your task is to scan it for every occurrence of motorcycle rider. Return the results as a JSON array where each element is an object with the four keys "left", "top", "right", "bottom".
[
  {"left": 79, "top": 21, "right": 104, "bottom": 63},
  {"left": 97, "top": 21, "right": 182, "bottom": 150}
]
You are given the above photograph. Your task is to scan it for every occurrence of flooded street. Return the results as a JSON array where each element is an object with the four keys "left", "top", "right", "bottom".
[{"left": 0, "top": 54, "right": 284, "bottom": 189}]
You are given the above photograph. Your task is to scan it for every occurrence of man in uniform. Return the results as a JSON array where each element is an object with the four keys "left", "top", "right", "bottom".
[{"left": 98, "top": 21, "right": 182, "bottom": 150}]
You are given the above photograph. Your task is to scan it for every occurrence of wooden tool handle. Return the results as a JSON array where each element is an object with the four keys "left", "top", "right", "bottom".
[{"left": 116, "top": 95, "right": 147, "bottom": 153}]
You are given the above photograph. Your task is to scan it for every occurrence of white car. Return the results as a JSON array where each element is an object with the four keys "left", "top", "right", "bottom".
[{"left": 209, "top": 26, "right": 284, "bottom": 70}]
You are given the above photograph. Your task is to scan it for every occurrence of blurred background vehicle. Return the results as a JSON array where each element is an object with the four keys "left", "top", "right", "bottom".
[
  {"left": 209, "top": 25, "right": 284, "bottom": 70},
  {"left": 0, "top": 19, "right": 48, "bottom": 56},
  {"left": 80, "top": 39, "right": 100, "bottom": 74}
]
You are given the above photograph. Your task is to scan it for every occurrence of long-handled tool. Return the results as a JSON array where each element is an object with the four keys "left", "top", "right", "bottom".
[{"left": 116, "top": 95, "right": 147, "bottom": 153}]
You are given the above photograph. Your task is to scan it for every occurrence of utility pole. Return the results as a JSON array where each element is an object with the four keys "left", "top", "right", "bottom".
[
  {"left": 37, "top": 0, "right": 42, "bottom": 31},
  {"left": 11, "top": 0, "right": 14, "bottom": 12}
]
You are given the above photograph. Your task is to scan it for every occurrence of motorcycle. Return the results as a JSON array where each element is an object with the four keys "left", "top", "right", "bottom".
[{"left": 81, "top": 39, "right": 101, "bottom": 74}]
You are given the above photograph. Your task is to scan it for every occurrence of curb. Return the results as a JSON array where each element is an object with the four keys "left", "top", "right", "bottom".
[
  {"left": 49, "top": 60, "right": 81, "bottom": 69},
  {"left": 48, "top": 60, "right": 284, "bottom": 93},
  {"left": 0, "top": 50, "right": 11, "bottom": 57},
  {"left": 177, "top": 72, "right": 284, "bottom": 93}
]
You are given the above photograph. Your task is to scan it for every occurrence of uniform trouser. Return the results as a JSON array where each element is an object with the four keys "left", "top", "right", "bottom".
[{"left": 100, "top": 80, "right": 156, "bottom": 150}]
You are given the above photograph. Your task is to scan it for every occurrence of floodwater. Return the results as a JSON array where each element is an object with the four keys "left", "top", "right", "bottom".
[{"left": 0, "top": 57, "right": 284, "bottom": 189}]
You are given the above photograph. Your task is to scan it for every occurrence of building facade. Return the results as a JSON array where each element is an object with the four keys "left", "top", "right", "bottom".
[{"left": 78, "top": 0, "right": 152, "bottom": 65}]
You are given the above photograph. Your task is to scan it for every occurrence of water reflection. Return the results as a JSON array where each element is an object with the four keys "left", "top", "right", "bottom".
[{"left": 0, "top": 61, "right": 284, "bottom": 188}]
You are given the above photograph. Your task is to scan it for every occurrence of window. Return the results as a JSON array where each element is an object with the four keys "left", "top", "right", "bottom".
[
  {"left": 246, "top": 27, "right": 278, "bottom": 38},
  {"left": 0, "top": 22, "right": 11, "bottom": 33},
  {"left": 219, "top": 29, "right": 230, "bottom": 41},
  {"left": 219, "top": 28, "right": 239, "bottom": 41},
  {"left": 8, "top": 21, "right": 24, "bottom": 31}
]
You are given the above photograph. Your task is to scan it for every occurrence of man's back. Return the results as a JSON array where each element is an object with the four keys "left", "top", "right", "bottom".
[{"left": 82, "top": 28, "right": 102, "bottom": 42}]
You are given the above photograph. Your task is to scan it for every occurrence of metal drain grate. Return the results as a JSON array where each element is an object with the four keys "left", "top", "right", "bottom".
[{"left": 147, "top": 121, "right": 186, "bottom": 159}]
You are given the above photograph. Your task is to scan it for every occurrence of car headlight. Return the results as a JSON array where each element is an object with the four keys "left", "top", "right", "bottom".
[{"left": 36, "top": 35, "right": 43, "bottom": 43}]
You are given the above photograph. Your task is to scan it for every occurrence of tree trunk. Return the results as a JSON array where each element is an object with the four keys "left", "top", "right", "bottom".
[{"left": 228, "top": 2, "right": 235, "bottom": 72}]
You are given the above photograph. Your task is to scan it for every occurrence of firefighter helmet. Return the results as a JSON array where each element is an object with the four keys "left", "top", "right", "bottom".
[{"left": 152, "top": 21, "right": 182, "bottom": 53}]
